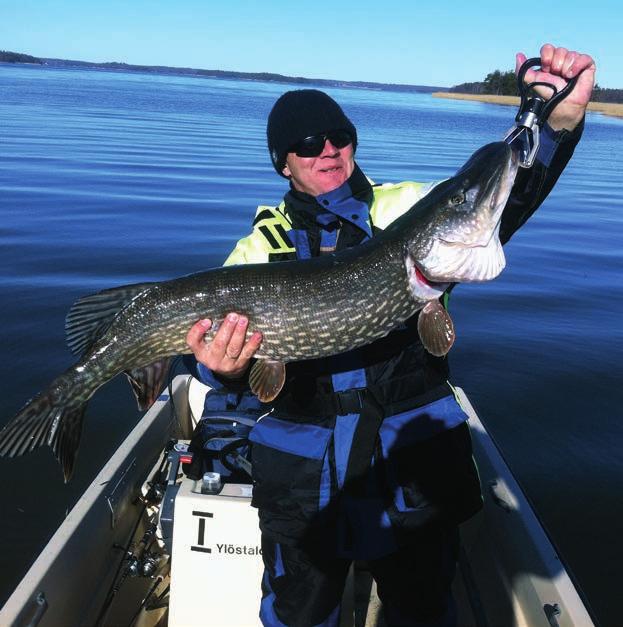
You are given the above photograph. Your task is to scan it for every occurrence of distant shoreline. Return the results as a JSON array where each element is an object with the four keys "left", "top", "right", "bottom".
[
  {"left": 0, "top": 55, "right": 447, "bottom": 95},
  {"left": 432, "top": 92, "right": 623, "bottom": 119},
  {"left": 4, "top": 53, "right": 621, "bottom": 118}
]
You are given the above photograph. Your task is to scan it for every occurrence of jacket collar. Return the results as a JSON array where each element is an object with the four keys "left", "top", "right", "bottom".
[{"left": 283, "top": 163, "right": 372, "bottom": 230}]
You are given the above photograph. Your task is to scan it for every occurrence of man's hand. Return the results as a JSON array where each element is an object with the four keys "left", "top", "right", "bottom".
[
  {"left": 186, "top": 313, "right": 263, "bottom": 379},
  {"left": 516, "top": 43, "right": 596, "bottom": 132}
]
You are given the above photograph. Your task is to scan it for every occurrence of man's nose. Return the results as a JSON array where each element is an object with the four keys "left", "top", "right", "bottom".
[{"left": 321, "top": 139, "right": 340, "bottom": 156}]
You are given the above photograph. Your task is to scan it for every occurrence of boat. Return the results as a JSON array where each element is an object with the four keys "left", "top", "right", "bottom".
[{"left": 0, "top": 375, "right": 596, "bottom": 626}]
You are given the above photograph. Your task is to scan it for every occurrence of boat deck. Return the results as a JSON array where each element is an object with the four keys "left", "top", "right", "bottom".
[{"left": 0, "top": 376, "right": 594, "bottom": 627}]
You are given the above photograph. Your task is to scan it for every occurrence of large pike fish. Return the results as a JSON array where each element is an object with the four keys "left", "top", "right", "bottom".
[{"left": 0, "top": 142, "right": 518, "bottom": 480}]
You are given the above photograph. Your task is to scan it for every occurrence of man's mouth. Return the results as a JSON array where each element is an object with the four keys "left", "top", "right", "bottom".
[{"left": 319, "top": 166, "right": 342, "bottom": 173}]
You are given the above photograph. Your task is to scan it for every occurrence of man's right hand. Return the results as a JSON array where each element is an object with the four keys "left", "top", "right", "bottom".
[
  {"left": 515, "top": 44, "right": 595, "bottom": 132},
  {"left": 186, "top": 313, "right": 263, "bottom": 379}
]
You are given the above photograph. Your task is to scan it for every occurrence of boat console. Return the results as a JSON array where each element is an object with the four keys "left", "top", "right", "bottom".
[{"left": 160, "top": 442, "right": 263, "bottom": 626}]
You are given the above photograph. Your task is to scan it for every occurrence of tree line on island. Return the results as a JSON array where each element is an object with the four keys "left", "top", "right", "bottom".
[
  {"left": 1, "top": 50, "right": 620, "bottom": 103},
  {"left": 451, "top": 68, "right": 621, "bottom": 104},
  {"left": 0, "top": 50, "right": 41, "bottom": 64}
]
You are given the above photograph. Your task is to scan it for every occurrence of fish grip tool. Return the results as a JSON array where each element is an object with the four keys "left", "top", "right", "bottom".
[{"left": 504, "top": 57, "right": 578, "bottom": 168}]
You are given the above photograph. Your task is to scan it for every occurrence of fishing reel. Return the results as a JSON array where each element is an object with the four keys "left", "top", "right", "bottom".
[{"left": 504, "top": 57, "right": 578, "bottom": 168}]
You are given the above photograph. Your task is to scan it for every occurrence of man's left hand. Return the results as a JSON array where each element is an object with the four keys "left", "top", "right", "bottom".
[{"left": 516, "top": 44, "right": 596, "bottom": 132}]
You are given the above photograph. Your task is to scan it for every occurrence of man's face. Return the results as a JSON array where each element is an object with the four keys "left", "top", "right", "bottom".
[{"left": 282, "top": 137, "right": 355, "bottom": 196}]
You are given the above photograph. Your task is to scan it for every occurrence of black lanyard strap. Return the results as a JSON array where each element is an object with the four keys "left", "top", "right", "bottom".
[{"left": 504, "top": 57, "right": 579, "bottom": 168}]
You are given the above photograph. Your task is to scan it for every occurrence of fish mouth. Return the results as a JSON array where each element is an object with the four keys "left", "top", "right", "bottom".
[
  {"left": 406, "top": 254, "right": 450, "bottom": 300},
  {"left": 417, "top": 144, "right": 518, "bottom": 282}
]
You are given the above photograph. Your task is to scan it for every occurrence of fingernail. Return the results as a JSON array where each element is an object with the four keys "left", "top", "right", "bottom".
[
  {"left": 228, "top": 313, "right": 239, "bottom": 323},
  {"left": 238, "top": 316, "right": 248, "bottom": 326},
  {"left": 199, "top": 319, "right": 212, "bottom": 329}
]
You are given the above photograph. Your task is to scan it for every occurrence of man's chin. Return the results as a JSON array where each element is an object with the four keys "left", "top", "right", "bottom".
[{"left": 316, "top": 169, "right": 348, "bottom": 193}]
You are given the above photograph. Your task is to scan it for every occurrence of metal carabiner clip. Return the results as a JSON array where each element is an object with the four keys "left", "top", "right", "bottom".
[{"left": 504, "top": 57, "right": 578, "bottom": 168}]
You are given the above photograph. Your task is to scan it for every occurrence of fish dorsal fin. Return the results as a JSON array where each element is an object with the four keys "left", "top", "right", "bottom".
[
  {"left": 417, "top": 300, "right": 455, "bottom": 356},
  {"left": 124, "top": 357, "right": 173, "bottom": 411},
  {"left": 65, "top": 283, "right": 155, "bottom": 356},
  {"left": 249, "top": 359, "right": 286, "bottom": 402}
]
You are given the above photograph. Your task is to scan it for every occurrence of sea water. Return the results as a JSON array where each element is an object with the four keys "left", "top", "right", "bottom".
[{"left": 0, "top": 64, "right": 621, "bottom": 624}]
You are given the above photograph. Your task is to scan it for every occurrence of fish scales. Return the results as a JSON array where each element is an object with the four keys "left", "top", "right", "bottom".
[
  {"left": 105, "top": 236, "right": 414, "bottom": 366},
  {"left": 0, "top": 142, "right": 519, "bottom": 480}
]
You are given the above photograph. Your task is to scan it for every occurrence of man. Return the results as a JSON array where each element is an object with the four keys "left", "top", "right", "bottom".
[{"left": 186, "top": 44, "right": 595, "bottom": 626}]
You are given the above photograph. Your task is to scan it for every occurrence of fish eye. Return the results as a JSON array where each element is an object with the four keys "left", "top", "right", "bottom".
[{"left": 450, "top": 193, "right": 465, "bottom": 205}]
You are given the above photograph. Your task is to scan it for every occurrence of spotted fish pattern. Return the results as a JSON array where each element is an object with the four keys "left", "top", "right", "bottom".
[{"left": 0, "top": 142, "right": 518, "bottom": 480}]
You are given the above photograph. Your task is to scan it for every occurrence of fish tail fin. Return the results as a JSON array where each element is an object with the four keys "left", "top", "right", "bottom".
[{"left": 0, "top": 384, "right": 88, "bottom": 482}]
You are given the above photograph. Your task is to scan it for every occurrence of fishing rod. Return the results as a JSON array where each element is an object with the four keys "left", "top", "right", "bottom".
[{"left": 504, "top": 57, "right": 579, "bottom": 168}]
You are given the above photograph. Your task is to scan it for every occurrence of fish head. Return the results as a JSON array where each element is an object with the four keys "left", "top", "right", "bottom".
[{"left": 406, "top": 141, "right": 519, "bottom": 287}]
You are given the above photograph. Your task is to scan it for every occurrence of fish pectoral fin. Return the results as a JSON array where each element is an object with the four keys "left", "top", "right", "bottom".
[
  {"left": 249, "top": 360, "right": 286, "bottom": 403},
  {"left": 124, "top": 357, "right": 173, "bottom": 411},
  {"left": 65, "top": 282, "right": 155, "bottom": 357},
  {"left": 417, "top": 300, "right": 456, "bottom": 357}
]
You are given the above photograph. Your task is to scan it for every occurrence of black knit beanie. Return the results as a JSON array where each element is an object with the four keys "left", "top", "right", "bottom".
[{"left": 267, "top": 89, "right": 357, "bottom": 176}]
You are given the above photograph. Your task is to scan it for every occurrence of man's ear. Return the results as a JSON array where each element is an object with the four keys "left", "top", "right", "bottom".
[{"left": 282, "top": 163, "right": 291, "bottom": 178}]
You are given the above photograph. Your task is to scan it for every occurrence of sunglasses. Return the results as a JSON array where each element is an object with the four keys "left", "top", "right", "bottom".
[{"left": 290, "top": 129, "right": 353, "bottom": 158}]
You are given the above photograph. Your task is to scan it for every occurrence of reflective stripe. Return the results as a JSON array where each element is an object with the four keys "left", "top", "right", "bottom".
[
  {"left": 200, "top": 412, "right": 258, "bottom": 428},
  {"left": 253, "top": 208, "right": 278, "bottom": 226},
  {"left": 257, "top": 223, "right": 294, "bottom": 252},
  {"left": 258, "top": 224, "right": 280, "bottom": 249},
  {"left": 249, "top": 416, "right": 332, "bottom": 459},
  {"left": 227, "top": 203, "right": 294, "bottom": 264},
  {"left": 319, "top": 228, "right": 338, "bottom": 252}
]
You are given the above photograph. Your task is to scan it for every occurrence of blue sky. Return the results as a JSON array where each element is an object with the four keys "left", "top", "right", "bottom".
[{"left": 1, "top": 0, "right": 620, "bottom": 88}]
